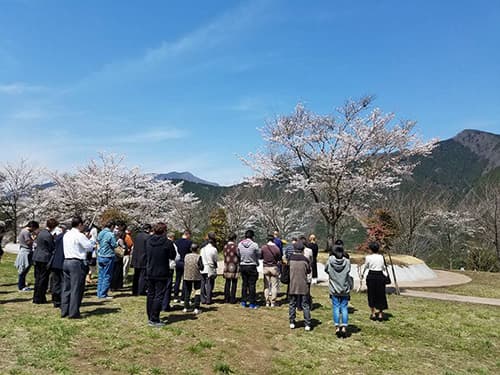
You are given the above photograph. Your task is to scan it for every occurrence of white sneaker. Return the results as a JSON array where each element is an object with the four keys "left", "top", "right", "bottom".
[
  {"left": 266, "top": 302, "right": 271, "bottom": 307},
  {"left": 289, "top": 323, "right": 295, "bottom": 329},
  {"left": 182, "top": 308, "right": 188, "bottom": 313},
  {"left": 194, "top": 308, "right": 200, "bottom": 314},
  {"left": 312, "top": 278, "right": 318, "bottom": 285},
  {"left": 270, "top": 303, "right": 276, "bottom": 307},
  {"left": 305, "top": 326, "right": 311, "bottom": 331}
]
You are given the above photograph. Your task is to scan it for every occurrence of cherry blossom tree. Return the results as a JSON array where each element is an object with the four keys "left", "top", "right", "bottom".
[
  {"left": 217, "top": 188, "right": 259, "bottom": 237},
  {"left": 0, "top": 159, "right": 41, "bottom": 241},
  {"left": 243, "top": 96, "right": 436, "bottom": 242},
  {"left": 26, "top": 153, "right": 200, "bottom": 231}
]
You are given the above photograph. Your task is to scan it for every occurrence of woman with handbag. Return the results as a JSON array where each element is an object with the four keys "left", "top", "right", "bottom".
[{"left": 362, "top": 242, "right": 389, "bottom": 321}]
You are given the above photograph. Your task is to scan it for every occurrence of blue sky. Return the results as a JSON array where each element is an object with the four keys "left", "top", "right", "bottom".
[{"left": 0, "top": 0, "right": 499, "bottom": 185}]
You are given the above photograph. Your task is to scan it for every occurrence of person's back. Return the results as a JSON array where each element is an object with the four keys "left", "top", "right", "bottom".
[
  {"left": 184, "top": 252, "right": 202, "bottom": 281},
  {"left": 261, "top": 242, "right": 281, "bottom": 267},
  {"left": 146, "top": 235, "right": 176, "bottom": 280},
  {"left": 288, "top": 242, "right": 312, "bottom": 331},
  {"left": 325, "top": 247, "right": 352, "bottom": 337},
  {"left": 325, "top": 255, "right": 351, "bottom": 296},
  {"left": 175, "top": 237, "right": 193, "bottom": 263},
  {"left": 132, "top": 230, "right": 150, "bottom": 268},
  {"left": 238, "top": 238, "right": 260, "bottom": 266}
]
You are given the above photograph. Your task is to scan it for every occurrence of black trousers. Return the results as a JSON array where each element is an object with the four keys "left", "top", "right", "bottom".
[
  {"left": 183, "top": 280, "right": 201, "bottom": 309},
  {"left": 312, "top": 258, "right": 318, "bottom": 279},
  {"left": 33, "top": 261, "right": 50, "bottom": 304},
  {"left": 61, "top": 259, "right": 87, "bottom": 318},
  {"left": 240, "top": 265, "right": 258, "bottom": 305},
  {"left": 51, "top": 269, "right": 63, "bottom": 307},
  {"left": 146, "top": 278, "right": 167, "bottom": 323},
  {"left": 174, "top": 264, "right": 185, "bottom": 299},
  {"left": 162, "top": 269, "right": 174, "bottom": 310},
  {"left": 224, "top": 277, "right": 238, "bottom": 303},
  {"left": 200, "top": 274, "right": 216, "bottom": 304},
  {"left": 132, "top": 267, "right": 147, "bottom": 296}
]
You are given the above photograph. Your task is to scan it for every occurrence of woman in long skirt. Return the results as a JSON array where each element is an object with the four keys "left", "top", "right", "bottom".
[{"left": 362, "top": 242, "right": 388, "bottom": 321}]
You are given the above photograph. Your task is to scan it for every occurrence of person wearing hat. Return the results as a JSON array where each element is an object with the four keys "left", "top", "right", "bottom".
[{"left": 200, "top": 232, "right": 218, "bottom": 305}]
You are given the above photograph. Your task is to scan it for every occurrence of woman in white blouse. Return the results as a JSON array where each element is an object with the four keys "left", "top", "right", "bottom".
[{"left": 362, "top": 242, "right": 389, "bottom": 321}]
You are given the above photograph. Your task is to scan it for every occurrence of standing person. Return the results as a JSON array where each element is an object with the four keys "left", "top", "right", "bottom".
[
  {"left": 50, "top": 224, "right": 67, "bottom": 308},
  {"left": 182, "top": 243, "right": 202, "bottom": 314},
  {"left": 261, "top": 234, "right": 281, "bottom": 307},
  {"left": 86, "top": 224, "right": 99, "bottom": 284},
  {"left": 14, "top": 221, "right": 39, "bottom": 291},
  {"left": 308, "top": 234, "right": 319, "bottom": 284},
  {"left": 238, "top": 229, "right": 260, "bottom": 309},
  {"left": 145, "top": 222, "right": 176, "bottom": 327},
  {"left": 173, "top": 230, "right": 193, "bottom": 303},
  {"left": 288, "top": 241, "right": 312, "bottom": 331},
  {"left": 222, "top": 233, "right": 239, "bottom": 304},
  {"left": 331, "top": 239, "right": 349, "bottom": 259},
  {"left": 0, "top": 221, "right": 6, "bottom": 263},
  {"left": 324, "top": 244, "right": 352, "bottom": 338},
  {"left": 32, "top": 218, "right": 59, "bottom": 304},
  {"left": 61, "top": 217, "right": 94, "bottom": 319},
  {"left": 161, "top": 233, "right": 177, "bottom": 311},
  {"left": 131, "top": 224, "right": 151, "bottom": 296},
  {"left": 96, "top": 221, "right": 117, "bottom": 299},
  {"left": 200, "top": 232, "right": 218, "bottom": 305},
  {"left": 362, "top": 242, "right": 389, "bottom": 321},
  {"left": 111, "top": 228, "right": 126, "bottom": 291},
  {"left": 123, "top": 228, "right": 134, "bottom": 282},
  {"left": 273, "top": 230, "right": 283, "bottom": 255}
]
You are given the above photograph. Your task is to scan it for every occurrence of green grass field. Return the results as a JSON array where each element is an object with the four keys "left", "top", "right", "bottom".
[{"left": 0, "top": 253, "right": 499, "bottom": 375}]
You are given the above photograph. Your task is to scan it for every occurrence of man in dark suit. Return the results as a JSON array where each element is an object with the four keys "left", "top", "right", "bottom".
[
  {"left": 132, "top": 224, "right": 151, "bottom": 296},
  {"left": 32, "top": 218, "right": 59, "bottom": 304}
]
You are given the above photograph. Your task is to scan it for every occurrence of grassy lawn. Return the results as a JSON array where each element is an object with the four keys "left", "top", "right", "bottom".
[
  {"left": 0, "top": 252, "right": 499, "bottom": 375},
  {"left": 422, "top": 271, "right": 500, "bottom": 299}
]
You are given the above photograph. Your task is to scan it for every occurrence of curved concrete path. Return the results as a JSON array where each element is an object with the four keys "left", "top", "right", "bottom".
[{"left": 399, "top": 290, "right": 500, "bottom": 307}]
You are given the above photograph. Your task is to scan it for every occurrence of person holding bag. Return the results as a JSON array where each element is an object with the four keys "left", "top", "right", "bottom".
[{"left": 362, "top": 242, "right": 389, "bottom": 321}]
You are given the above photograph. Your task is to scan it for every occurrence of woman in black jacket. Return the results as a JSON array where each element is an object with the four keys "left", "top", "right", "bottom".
[{"left": 145, "top": 222, "right": 176, "bottom": 327}]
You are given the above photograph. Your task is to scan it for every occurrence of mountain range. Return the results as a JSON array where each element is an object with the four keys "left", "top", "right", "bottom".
[{"left": 163, "top": 129, "right": 499, "bottom": 201}]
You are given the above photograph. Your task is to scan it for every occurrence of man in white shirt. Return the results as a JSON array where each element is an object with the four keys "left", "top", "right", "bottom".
[{"left": 61, "top": 217, "right": 94, "bottom": 319}]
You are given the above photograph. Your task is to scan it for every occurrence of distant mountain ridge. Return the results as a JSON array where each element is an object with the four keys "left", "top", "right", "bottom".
[
  {"left": 452, "top": 129, "right": 500, "bottom": 172},
  {"left": 153, "top": 171, "right": 220, "bottom": 187}
]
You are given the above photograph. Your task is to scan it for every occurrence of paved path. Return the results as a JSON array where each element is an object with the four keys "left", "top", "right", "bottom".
[{"left": 400, "top": 290, "right": 500, "bottom": 307}]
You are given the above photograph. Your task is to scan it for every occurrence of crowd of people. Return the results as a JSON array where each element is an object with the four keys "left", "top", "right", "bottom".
[{"left": 9, "top": 217, "right": 390, "bottom": 336}]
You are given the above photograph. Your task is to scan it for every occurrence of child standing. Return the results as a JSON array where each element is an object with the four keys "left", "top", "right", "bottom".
[
  {"left": 324, "top": 244, "right": 352, "bottom": 338},
  {"left": 183, "top": 243, "right": 202, "bottom": 314}
]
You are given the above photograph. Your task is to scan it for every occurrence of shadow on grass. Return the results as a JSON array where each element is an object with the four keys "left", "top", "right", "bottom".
[
  {"left": 0, "top": 283, "right": 18, "bottom": 287},
  {"left": 0, "top": 290, "right": 13, "bottom": 294},
  {"left": 348, "top": 306, "right": 358, "bottom": 314},
  {"left": 82, "top": 307, "right": 121, "bottom": 317},
  {"left": 345, "top": 324, "right": 362, "bottom": 338},
  {"left": 382, "top": 312, "right": 394, "bottom": 321},
  {"left": 81, "top": 300, "right": 106, "bottom": 307},
  {"left": 0, "top": 297, "right": 32, "bottom": 304}
]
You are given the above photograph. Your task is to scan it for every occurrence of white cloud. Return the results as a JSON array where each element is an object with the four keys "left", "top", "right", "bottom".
[
  {"left": 116, "top": 128, "right": 188, "bottom": 143},
  {"left": 0, "top": 82, "right": 48, "bottom": 95}
]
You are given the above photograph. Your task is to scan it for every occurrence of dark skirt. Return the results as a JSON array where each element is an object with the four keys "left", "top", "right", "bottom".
[
  {"left": 366, "top": 271, "right": 388, "bottom": 310},
  {"left": 111, "top": 256, "right": 124, "bottom": 290}
]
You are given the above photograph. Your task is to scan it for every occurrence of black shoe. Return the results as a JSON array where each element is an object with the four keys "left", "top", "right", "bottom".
[
  {"left": 341, "top": 328, "right": 347, "bottom": 338},
  {"left": 335, "top": 328, "right": 341, "bottom": 338},
  {"left": 378, "top": 314, "right": 384, "bottom": 322},
  {"left": 370, "top": 314, "right": 377, "bottom": 321}
]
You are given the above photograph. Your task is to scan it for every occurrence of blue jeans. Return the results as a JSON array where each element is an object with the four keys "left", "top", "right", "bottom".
[
  {"left": 97, "top": 256, "right": 115, "bottom": 298},
  {"left": 332, "top": 295, "right": 348, "bottom": 327}
]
